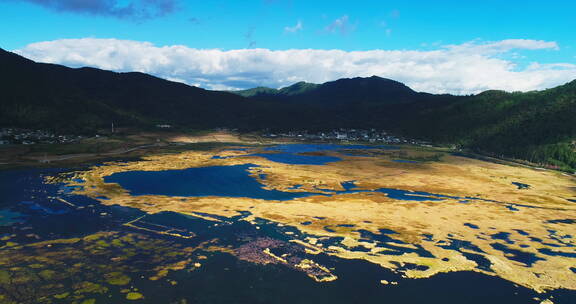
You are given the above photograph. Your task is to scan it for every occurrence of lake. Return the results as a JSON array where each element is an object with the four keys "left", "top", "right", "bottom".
[{"left": 0, "top": 144, "right": 574, "bottom": 303}]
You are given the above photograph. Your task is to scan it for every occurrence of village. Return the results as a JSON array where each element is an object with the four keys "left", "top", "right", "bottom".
[
  {"left": 0, "top": 127, "right": 427, "bottom": 147},
  {"left": 261, "top": 128, "right": 427, "bottom": 145},
  {"left": 0, "top": 128, "right": 86, "bottom": 145}
]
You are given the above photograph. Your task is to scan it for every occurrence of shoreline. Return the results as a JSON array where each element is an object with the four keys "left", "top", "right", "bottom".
[{"left": 1, "top": 131, "right": 573, "bottom": 180}]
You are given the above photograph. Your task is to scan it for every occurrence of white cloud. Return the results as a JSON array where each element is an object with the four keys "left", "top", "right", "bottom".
[
  {"left": 324, "top": 15, "right": 356, "bottom": 36},
  {"left": 445, "top": 39, "right": 560, "bottom": 54},
  {"left": 14, "top": 38, "right": 576, "bottom": 94},
  {"left": 284, "top": 20, "right": 303, "bottom": 33}
]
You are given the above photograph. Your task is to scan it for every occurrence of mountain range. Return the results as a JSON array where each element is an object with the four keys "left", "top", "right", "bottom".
[
  {"left": 232, "top": 77, "right": 432, "bottom": 106},
  {"left": 0, "top": 48, "right": 250, "bottom": 132},
  {"left": 1, "top": 48, "right": 575, "bottom": 170}
]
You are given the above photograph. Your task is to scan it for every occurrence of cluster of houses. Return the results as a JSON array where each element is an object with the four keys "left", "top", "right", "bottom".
[
  {"left": 262, "top": 129, "right": 425, "bottom": 145},
  {"left": 0, "top": 128, "right": 85, "bottom": 145}
]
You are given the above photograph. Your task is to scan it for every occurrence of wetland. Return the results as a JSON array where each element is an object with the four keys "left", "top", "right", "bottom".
[{"left": 0, "top": 143, "right": 575, "bottom": 303}]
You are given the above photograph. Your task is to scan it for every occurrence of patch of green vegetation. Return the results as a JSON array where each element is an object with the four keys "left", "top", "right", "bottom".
[
  {"left": 83, "top": 234, "right": 104, "bottom": 242},
  {"left": 53, "top": 292, "right": 69, "bottom": 299},
  {"left": 0, "top": 270, "right": 10, "bottom": 284},
  {"left": 126, "top": 292, "right": 144, "bottom": 300},
  {"left": 95, "top": 240, "right": 110, "bottom": 248},
  {"left": 230, "top": 86, "right": 279, "bottom": 98},
  {"left": 231, "top": 81, "right": 320, "bottom": 98},
  {"left": 402, "top": 153, "right": 444, "bottom": 162},
  {"left": 28, "top": 142, "right": 121, "bottom": 156},
  {"left": 157, "top": 142, "right": 247, "bottom": 154},
  {"left": 392, "top": 81, "right": 576, "bottom": 172},
  {"left": 104, "top": 272, "right": 131, "bottom": 286},
  {"left": 111, "top": 238, "right": 124, "bottom": 247},
  {"left": 0, "top": 231, "right": 204, "bottom": 303},
  {"left": 73, "top": 282, "right": 108, "bottom": 295},
  {"left": 38, "top": 269, "right": 56, "bottom": 280}
]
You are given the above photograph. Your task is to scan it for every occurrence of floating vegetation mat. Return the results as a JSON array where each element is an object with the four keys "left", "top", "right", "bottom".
[{"left": 1, "top": 144, "right": 575, "bottom": 303}]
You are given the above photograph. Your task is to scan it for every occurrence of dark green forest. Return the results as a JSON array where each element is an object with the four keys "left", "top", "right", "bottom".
[
  {"left": 1, "top": 48, "right": 575, "bottom": 171},
  {"left": 387, "top": 82, "right": 576, "bottom": 171}
]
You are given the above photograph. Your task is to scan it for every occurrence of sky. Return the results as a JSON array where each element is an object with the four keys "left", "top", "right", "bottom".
[{"left": 1, "top": 0, "right": 575, "bottom": 94}]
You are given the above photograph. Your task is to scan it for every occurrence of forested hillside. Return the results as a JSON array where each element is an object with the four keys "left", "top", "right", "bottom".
[
  {"left": 1, "top": 48, "right": 575, "bottom": 171},
  {"left": 0, "top": 48, "right": 250, "bottom": 132},
  {"left": 389, "top": 81, "right": 576, "bottom": 170}
]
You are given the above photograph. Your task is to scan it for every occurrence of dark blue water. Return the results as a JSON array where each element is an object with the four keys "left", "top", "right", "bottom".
[
  {"left": 357, "top": 229, "right": 404, "bottom": 244},
  {"left": 21, "top": 200, "right": 68, "bottom": 215},
  {"left": 506, "top": 205, "right": 520, "bottom": 211},
  {"left": 490, "top": 243, "right": 545, "bottom": 266},
  {"left": 211, "top": 155, "right": 233, "bottom": 159},
  {"left": 357, "top": 229, "right": 435, "bottom": 258},
  {"left": 0, "top": 168, "right": 145, "bottom": 243},
  {"left": 376, "top": 188, "right": 447, "bottom": 201},
  {"left": 264, "top": 144, "right": 396, "bottom": 153},
  {"left": 341, "top": 181, "right": 357, "bottom": 191},
  {"left": 2, "top": 165, "right": 576, "bottom": 303},
  {"left": 461, "top": 252, "right": 493, "bottom": 272},
  {"left": 210, "top": 144, "right": 395, "bottom": 165},
  {"left": 393, "top": 159, "right": 419, "bottom": 163},
  {"left": 512, "top": 182, "right": 530, "bottom": 189},
  {"left": 464, "top": 223, "right": 479, "bottom": 229},
  {"left": 538, "top": 248, "right": 576, "bottom": 258},
  {"left": 0, "top": 209, "right": 23, "bottom": 226},
  {"left": 491, "top": 232, "right": 514, "bottom": 244},
  {"left": 324, "top": 226, "right": 336, "bottom": 232},
  {"left": 249, "top": 144, "right": 399, "bottom": 165},
  {"left": 250, "top": 152, "right": 341, "bottom": 165},
  {"left": 547, "top": 219, "right": 576, "bottom": 224},
  {"left": 105, "top": 165, "right": 463, "bottom": 203},
  {"left": 104, "top": 164, "right": 315, "bottom": 201},
  {"left": 438, "top": 238, "right": 485, "bottom": 254}
]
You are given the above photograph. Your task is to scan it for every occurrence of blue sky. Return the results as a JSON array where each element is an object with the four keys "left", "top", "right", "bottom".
[{"left": 1, "top": 0, "right": 575, "bottom": 93}]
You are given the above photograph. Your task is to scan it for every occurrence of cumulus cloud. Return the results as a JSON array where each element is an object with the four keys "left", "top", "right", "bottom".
[
  {"left": 14, "top": 38, "right": 576, "bottom": 94},
  {"left": 325, "top": 15, "right": 356, "bottom": 36},
  {"left": 284, "top": 20, "right": 303, "bottom": 33},
  {"left": 446, "top": 39, "right": 560, "bottom": 54},
  {"left": 6, "top": 0, "right": 177, "bottom": 20}
]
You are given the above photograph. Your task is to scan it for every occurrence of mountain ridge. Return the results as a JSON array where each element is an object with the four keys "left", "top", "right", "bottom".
[
  {"left": 232, "top": 76, "right": 424, "bottom": 106},
  {"left": 0, "top": 48, "right": 250, "bottom": 132},
  {"left": 1, "top": 48, "right": 575, "bottom": 170}
]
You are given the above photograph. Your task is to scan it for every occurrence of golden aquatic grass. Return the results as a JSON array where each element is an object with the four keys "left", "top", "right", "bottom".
[{"left": 63, "top": 145, "right": 576, "bottom": 292}]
